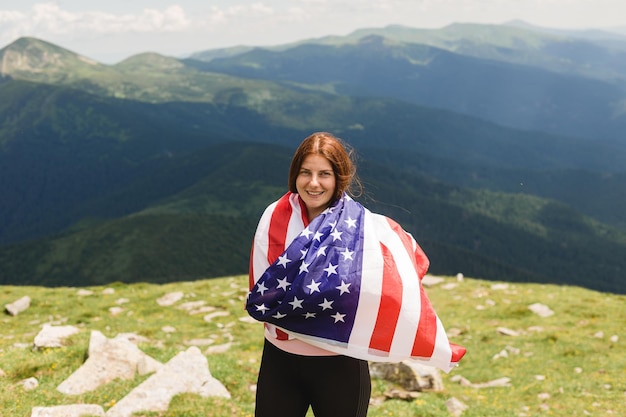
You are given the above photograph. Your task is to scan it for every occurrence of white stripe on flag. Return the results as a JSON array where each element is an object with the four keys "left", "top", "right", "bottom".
[{"left": 348, "top": 209, "right": 384, "bottom": 353}]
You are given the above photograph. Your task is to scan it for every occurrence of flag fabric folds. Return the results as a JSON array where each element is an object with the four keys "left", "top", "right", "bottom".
[{"left": 247, "top": 192, "right": 466, "bottom": 372}]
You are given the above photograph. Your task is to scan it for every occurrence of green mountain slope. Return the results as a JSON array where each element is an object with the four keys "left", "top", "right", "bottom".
[{"left": 1, "top": 142, "right": 625, "bottom": 294}]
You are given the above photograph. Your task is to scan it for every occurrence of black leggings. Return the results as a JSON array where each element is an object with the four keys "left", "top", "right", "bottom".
[{"left": 255, "top": 339, "right": 371, "bottom": 417}]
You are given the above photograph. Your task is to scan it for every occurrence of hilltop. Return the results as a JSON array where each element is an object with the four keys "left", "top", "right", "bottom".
[{"left": 1, "top": 274, "right": 624, "bottom": 416}]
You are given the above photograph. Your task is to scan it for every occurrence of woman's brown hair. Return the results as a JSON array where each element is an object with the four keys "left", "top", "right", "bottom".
[{"left": 288, "top": 132, "right": 362, "bottom": 203}]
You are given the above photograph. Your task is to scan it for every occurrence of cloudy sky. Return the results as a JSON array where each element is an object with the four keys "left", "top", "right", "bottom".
[{"left": 1, "top": 0, "right": 625, "bottom": 64}]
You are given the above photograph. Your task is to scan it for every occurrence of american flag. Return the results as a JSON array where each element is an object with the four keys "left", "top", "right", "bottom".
[{"left": 247, "top": 192, "right": 466, "bottom": 372}]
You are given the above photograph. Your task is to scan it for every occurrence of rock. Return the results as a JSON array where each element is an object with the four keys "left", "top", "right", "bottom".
[
  {"left": 105, "top": 346, "right": 230, "bottom": 417},
  {"left": 528, "top": 303, "right": 554, "bottom": 317},
  {"left": 205, "top": 342, "right": 232, "bottom": 354},
  {"left": 497, "top": 327, "right": 520, "bottom": 337},
  {"left": 34, "top": 324, "right": 80, "bottom": 348},
  {"left": 57, "top": 331, "right": 162, "bottom": 395},
  {"left": 422, "top": 275, "right": 445, "bottom": 287},
  {"left": 450, "top": 375, "right": 511, "bottom": 388},
  {"left": 384, "top": 388, "right": 421, "bottom": 400},
  {"left": 20, "top": 377, "right": 39, "bottom": 391},
  {"left": 369, "top": 361, "right": 443, "bottom": 392},
  {"left": 109, "top": 307, "right": 124, "bottom": 316},
  {"left": 156, "top": 292, "right": 184, "bottom": 306},
  {"left": 5, "top": 296, "right": 31, "bottom": 316},
  {"left": 445, "top": 397, "right": 468, "bottom": 416},
  {"left": 31, "top": 404, "right": 105, "bottom": 417},
  {"left": 203, "top": 311, "right": 230, "bottom": 322}
]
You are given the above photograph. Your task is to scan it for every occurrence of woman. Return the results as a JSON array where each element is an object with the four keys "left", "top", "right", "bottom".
[{"left": 247, "top": 132, "right": 465, "bottom": 417}]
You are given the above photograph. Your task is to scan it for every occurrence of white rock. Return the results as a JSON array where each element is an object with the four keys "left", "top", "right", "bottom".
[
  {"left": 445, "top": 397, "right": 468, "bottom": 416},
  {"left": 421, "top": 275, "right": 445, "bottom": 287},
  {"left": 5, "top": 296, "right": 31, "bottom": 316},
  {"left": 203, "top": 311, "right": 230, "bottom": 322},
  {"left": 34, "top": 324, "right": 80, "bottom": 348},
  {"left": 105, "top": 346, "right": 230, "bottom": 417},
  {"left": 528, "top": 303, "right": 554, "bottom": 317},
  {"left": 57, "top": 331, "right": 162, "bottom": 395},
  {"left": 20, "top": 377, "right": 39, "bottom": 391},
  {"left": 156, "top": 292, "right": 184, "bottom": 306},
  {"left": 31, "top": 404, "right": 105, "bottom": 417}
]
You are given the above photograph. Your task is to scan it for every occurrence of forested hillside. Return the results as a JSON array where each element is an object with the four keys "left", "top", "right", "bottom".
[{"left": 1, "top": 23, "right": 625, "bottom": 293}]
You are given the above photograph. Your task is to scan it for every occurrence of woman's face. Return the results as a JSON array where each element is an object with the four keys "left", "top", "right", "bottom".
[{"left": 296, "top": 153, "right": 336, "bottom": 220}]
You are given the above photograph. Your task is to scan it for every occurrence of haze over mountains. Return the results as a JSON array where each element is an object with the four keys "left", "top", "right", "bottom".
[{"left": 1, "top": 21, "right": 625, "bottom": 293}]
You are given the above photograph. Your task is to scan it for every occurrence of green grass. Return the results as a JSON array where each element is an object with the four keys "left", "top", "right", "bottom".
[{"left": 1, "top": 275, "right": 624, "bottom": 417}]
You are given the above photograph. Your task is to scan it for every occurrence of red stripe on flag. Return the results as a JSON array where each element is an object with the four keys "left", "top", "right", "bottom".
[
  {"left": 267, "top": 195, "right": 293, "bottom": 265},
  {"left": 384, "top": 218, "right": 437, "bottom": 358},
  {"left": 369, "top": 242, "right": 403, "bottom": 353},
  {"left": 411, "top": 284, "right": 437, "bottom": 357},
  {"left": 450, "top": 343, "right": 467, "bottom": 363}
]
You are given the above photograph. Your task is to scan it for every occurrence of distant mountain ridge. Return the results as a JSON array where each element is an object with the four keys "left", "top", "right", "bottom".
[{"left": 1, "top": 23, "right": 625, "bottom": 294}]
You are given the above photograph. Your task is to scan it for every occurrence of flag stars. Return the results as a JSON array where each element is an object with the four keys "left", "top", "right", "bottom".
[
  {"left": 300, "top": 227, "right": 313, "bottom": 239},
  {"left": 344, "top": 217, "right": 357, "bottom": 229},
  {"left": 288, "top": 296, "right": 304, "bottom": 310},
  {"left": 255, "top": 303, "right": 269, "bottom": 314},
  {"left": 313, "top": 231, "right": 323, "bottom": 241},
  {"left": 318, "top": 298, "right": 334, "bottom": 310},
  {"left": 277, "top": 254, "right": 291, "bottom": 268},
  {"left": 323, "top": 262, "right": 338, "bottom": 277},
  {"left": 276, "top": 277, "right": 291, "bottom": 291},
  {"left": 303, "top": 312, "right": 316, "bottom": 319},
  {"left": 272, "top": 311, "right": 286, "bottom": 319},
  {"left": 331, "top": 312, "right": 346, "bottom": 323},
  {"left": 299, "top": 262, "right": 310, "bottom": 274},
  {"left": 316, "top": 246, "right": 328, "bottom": 257},
  {"left": 306, "top": 279, "right": 322, "bottom": 294},
  {"left": 336, "top": 280, "right": 351, "bottom": 295},
  {"left": 256, "top": 281, "right": 268, "bottom": 295},
  {"left": 340, "top": 248, "right": 354, "bottom": 261},
  {"left": 330, "top": 229, "right": 343, "bottom": 241}
]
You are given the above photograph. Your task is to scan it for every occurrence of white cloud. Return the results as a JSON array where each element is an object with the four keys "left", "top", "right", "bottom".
[{"left": 0, "top": 2, "right": 191, "bottom": 42}]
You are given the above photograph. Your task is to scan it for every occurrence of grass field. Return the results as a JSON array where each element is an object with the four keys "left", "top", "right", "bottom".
[{"left": 1, "top": 274, "right": 624, "bottom": 417}]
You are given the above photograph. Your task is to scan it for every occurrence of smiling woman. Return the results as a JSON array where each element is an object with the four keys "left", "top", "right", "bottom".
[{"left": 246, "top": 131, "right": 465, "bottom": 417}]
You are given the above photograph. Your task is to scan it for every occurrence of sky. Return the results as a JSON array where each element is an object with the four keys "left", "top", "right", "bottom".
[{"left": 1, "top": 0, "right": 625, "bottom": 64}]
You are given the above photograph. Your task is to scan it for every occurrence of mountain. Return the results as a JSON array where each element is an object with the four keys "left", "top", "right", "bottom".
[
  {"left": 1, "top": 28, "right": 625, "bottom": 294},
  {"left": 188, "top": 33, "right": 626, "bottom": 143},
  {"left": 2, "top": 140, "right": 625, "bottom": 293}
]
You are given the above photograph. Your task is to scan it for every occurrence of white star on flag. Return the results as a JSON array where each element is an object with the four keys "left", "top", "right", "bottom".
[
  {"left": 318, "top": 298, "right": 334, "bottom": 310},
  {"left": 323, "top": 262, "right": 338, "bottom": 277},
  {"left": 336, "top": 280, "right": 351, "bottom": 295},
  {"left": 306, "top": 279, "right": 321, "bottom": 294},
  {"left": 277, "top": 254, "right": 291, "bottom": 267},
  {"left": 276, "top": 277, "right": 291, "bottom": 291},
  {"left": 331, "top": 312, "right": 346, "bottom": 323},
  {"left": 256, "top": 281, "right": 268, "bottom": 295},
  {"left": 255, "top": 304, "right": 269, "bottom": 313},
  {"left": 288, "top": 296, "right": 303, "bottom": 310},
  {"left": 340, "top": 248, "right": 354, "bottom": 260}
]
